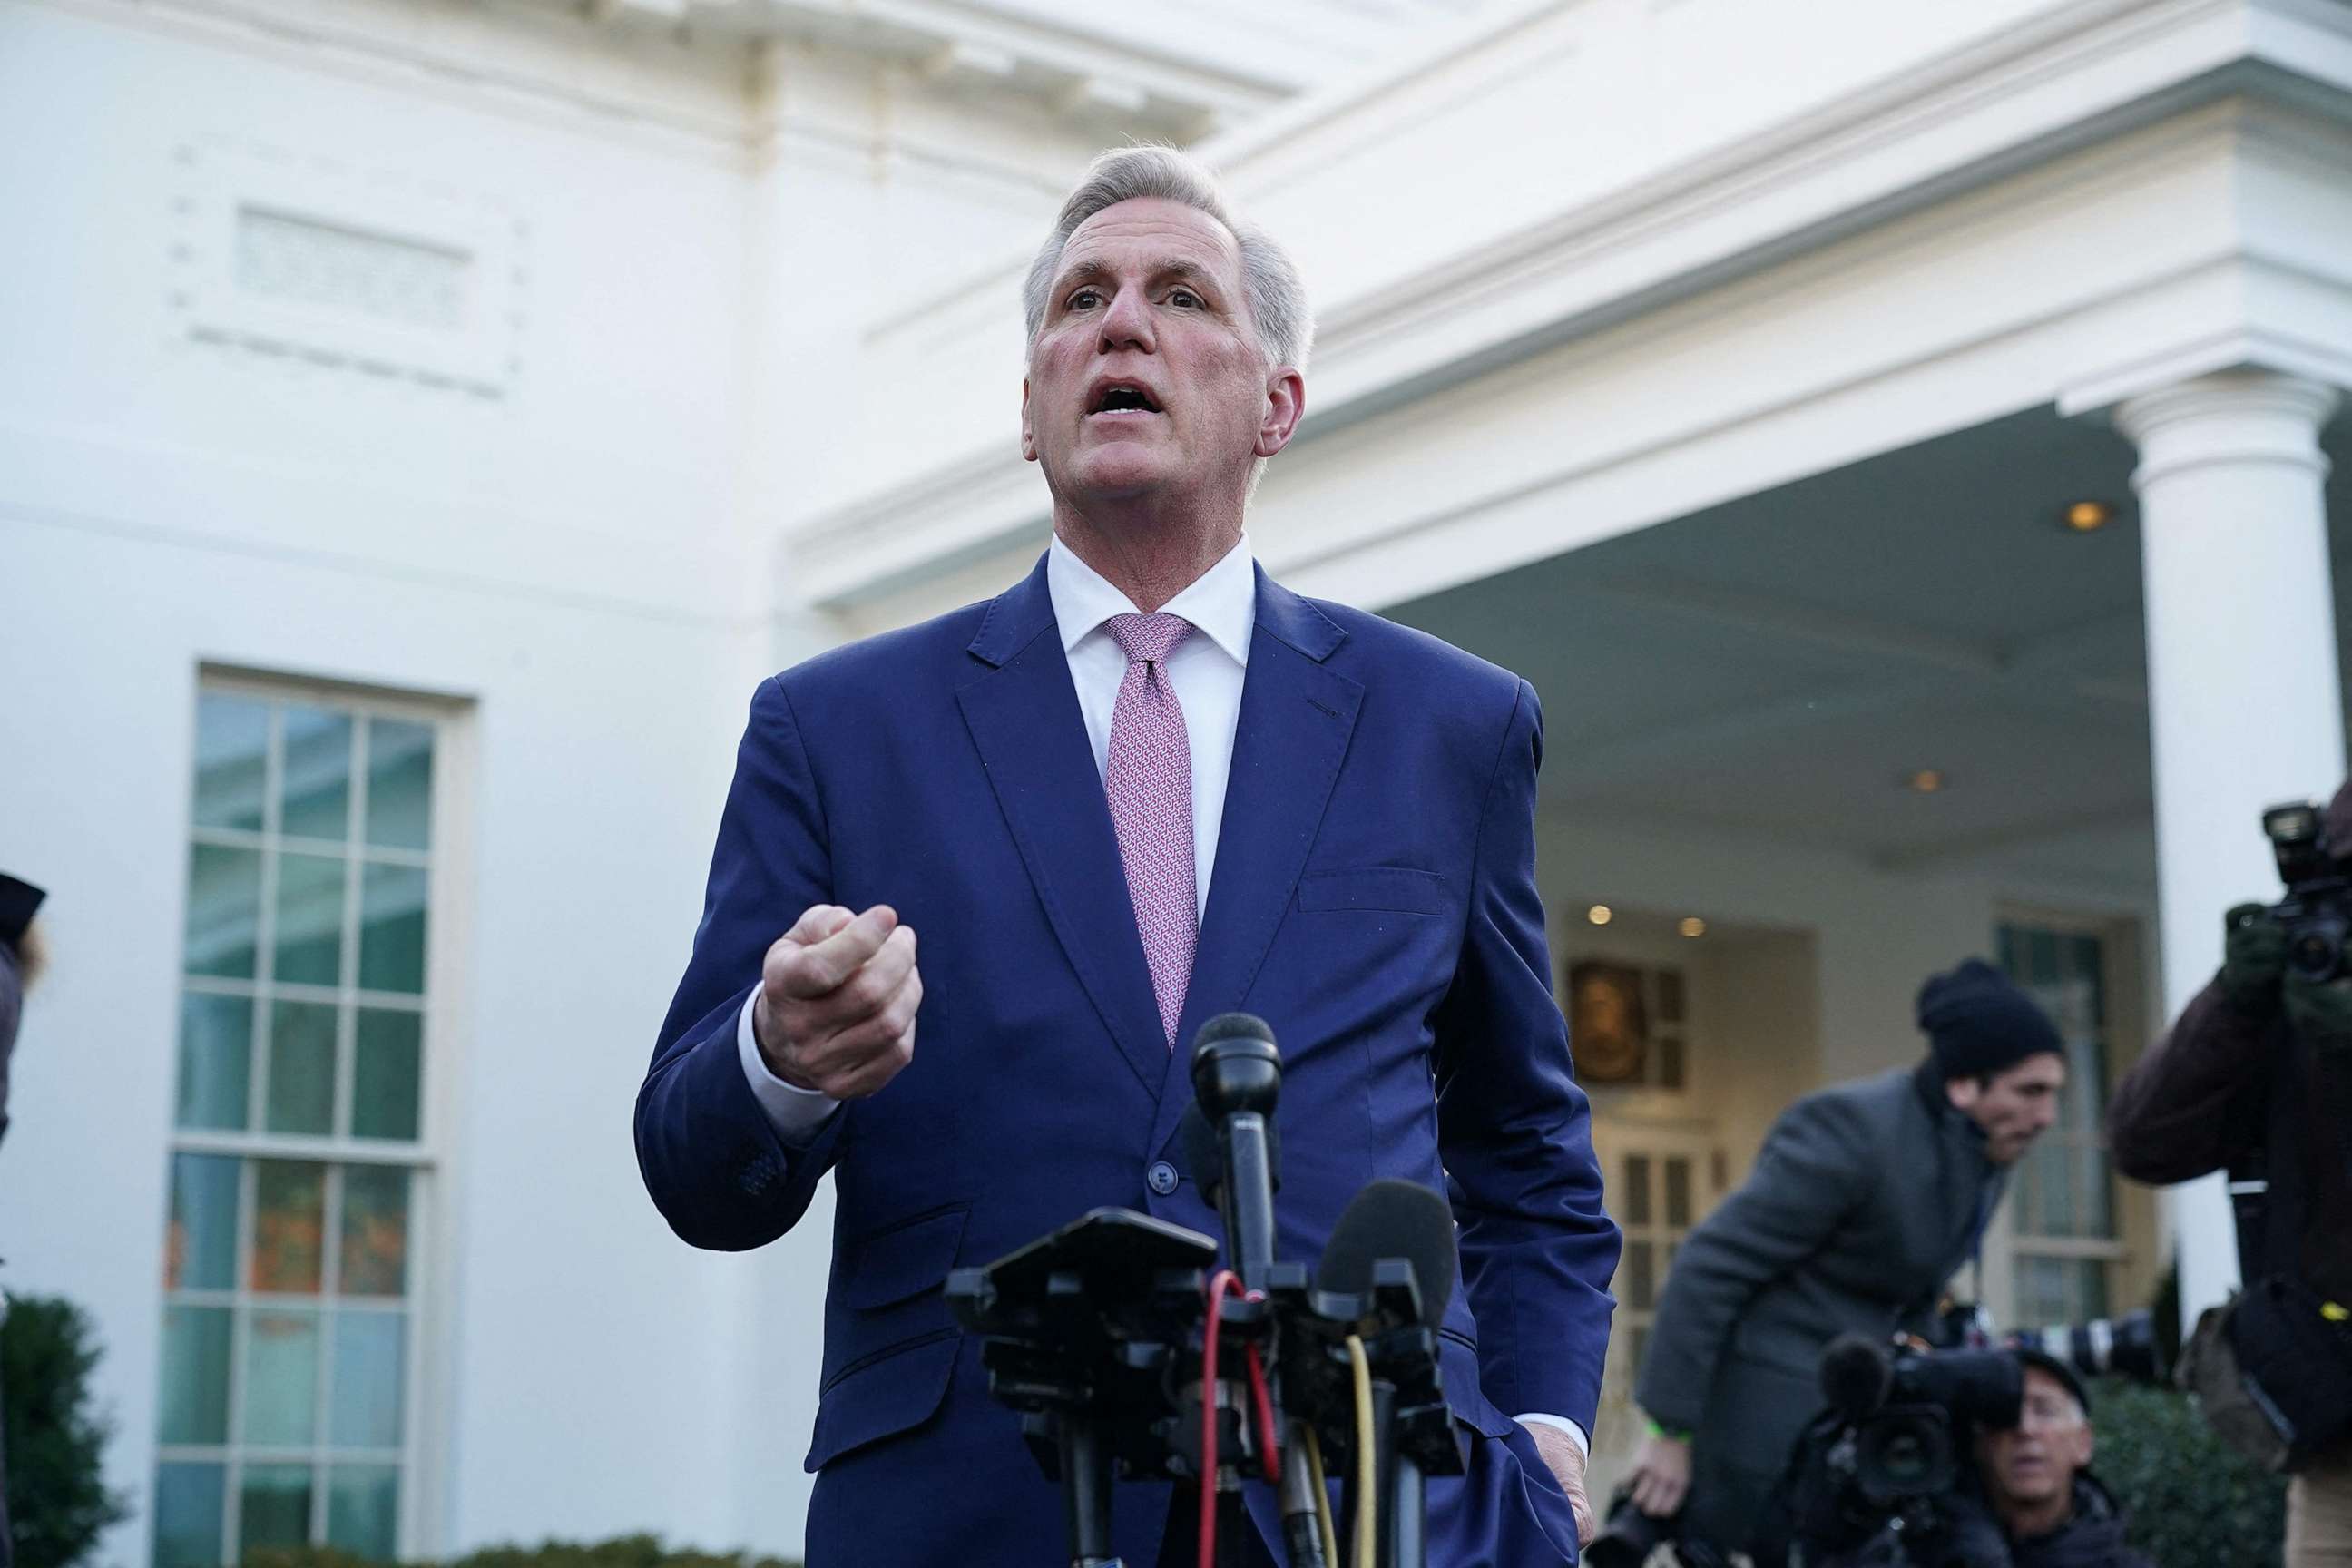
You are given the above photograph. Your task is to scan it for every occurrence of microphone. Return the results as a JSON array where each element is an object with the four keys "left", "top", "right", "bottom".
[
  {"left": 1819, "top": 1334, "right": 1895, "bottom": 1424},
  {"left": 1316, "top": 1179, "right": 1459, "bottom": 1324},
  {"left": 1191, "top": 1013, "right": 1282, "bottom": 1289}
]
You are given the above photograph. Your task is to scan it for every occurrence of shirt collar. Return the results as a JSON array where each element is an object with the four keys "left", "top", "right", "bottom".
[{"left": 1047, "top": 533, "right": 1256, "bottom": 666}]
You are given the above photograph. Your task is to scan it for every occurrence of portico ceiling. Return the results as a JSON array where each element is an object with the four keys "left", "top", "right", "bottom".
[{"left": 1388, "top": 403, "right": 2352, "bottom": 896}]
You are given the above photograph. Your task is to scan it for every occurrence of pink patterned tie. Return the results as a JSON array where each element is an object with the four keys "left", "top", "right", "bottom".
[{"left": 1103, "top": 612, "right": 1198, "bottom": 1047}]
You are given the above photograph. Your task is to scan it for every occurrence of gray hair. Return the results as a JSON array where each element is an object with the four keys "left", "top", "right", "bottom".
[{"left": 1023, "top": 145, "right": 1314, "bottom": 372}]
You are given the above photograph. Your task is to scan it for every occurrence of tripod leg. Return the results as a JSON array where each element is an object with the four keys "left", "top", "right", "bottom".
[{"left": 1059, "top": 1413, "right": 1118, "bottom": 1568}]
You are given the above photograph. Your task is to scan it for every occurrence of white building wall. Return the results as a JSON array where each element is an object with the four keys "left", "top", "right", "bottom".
[{"left": 0, "top": 2, "right": 785, "bottom": 1555}]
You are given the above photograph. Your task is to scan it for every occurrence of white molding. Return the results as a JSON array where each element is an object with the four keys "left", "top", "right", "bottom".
[{"left": 789, "top": 0, "right": 2352, "bottom": 612}]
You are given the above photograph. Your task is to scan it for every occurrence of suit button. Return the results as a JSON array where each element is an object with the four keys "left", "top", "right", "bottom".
[{"left": 1147, "top": 1161, "right": 1180, "bottom": 1196}]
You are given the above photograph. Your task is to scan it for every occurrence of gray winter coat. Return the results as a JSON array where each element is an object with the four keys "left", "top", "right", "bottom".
[{"left": 1632, "top": 1064, "right": 2004, "bottom": 1550}]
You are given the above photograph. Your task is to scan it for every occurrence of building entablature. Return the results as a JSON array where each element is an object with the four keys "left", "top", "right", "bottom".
[{"left": 792, "top": 0, "right": 2352, "bottom": 624}]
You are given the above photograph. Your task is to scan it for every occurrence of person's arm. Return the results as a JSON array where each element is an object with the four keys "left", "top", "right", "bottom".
[
  {"left": 635, "top": 676, "right": 843, "bottom": 1250},
  {"left": 2108, "top": 904, "right": 2283, "bottom": 1184},
  {"left": 1432, "top": 679, "right": 1622, "bottom": 1439},
  {"left": 2107, "top": 976, "right": 2273, "bottom": 1183},
  {"left": 1631, "top": 1091, "right": 1874, "bottom": 1436}
]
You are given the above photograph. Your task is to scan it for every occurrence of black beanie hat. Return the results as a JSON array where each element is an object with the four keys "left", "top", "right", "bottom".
[{"left": 1916, "top": 958, "right": 2063, "bottom": 1082}]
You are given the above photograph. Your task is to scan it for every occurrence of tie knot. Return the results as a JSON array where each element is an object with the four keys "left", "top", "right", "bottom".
[{"left": 1105, "top": 612, "right": 1194, "bottom": 666}]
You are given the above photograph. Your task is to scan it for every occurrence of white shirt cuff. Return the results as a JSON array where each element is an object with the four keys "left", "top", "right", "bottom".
[
  {"left": 1514, "top": 1413, "right": 1591, "bottom": 1456},
  {"left": 737, "top": 988, "right": 841, "bottom": 1142}
]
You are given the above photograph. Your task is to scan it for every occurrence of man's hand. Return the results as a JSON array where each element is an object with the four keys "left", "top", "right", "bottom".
[
  {"left": 753, "top": 904, "right": 922, "bottom": 1099},
  {"left": 2220, "top": 902, "right": 2287, "bottom": 1011},
  {"left": 1625, "top": 1428, "right": 1691, "bottom": 1520},
  {"left": 1518, "top": 1421, "right": 1595, "bottom": 1545}
]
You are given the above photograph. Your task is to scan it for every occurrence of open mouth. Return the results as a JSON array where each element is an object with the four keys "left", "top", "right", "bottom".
[{"left": 1089, "top": 383, "right": 1163, "bottom": 415}]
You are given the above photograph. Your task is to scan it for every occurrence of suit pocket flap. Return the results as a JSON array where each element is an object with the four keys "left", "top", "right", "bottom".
[
  {"left": 842, "top": 1208, "right": 969, "bottom": 1310},
  {"left": 803, "top": 1332, "right": 960, "bottom": 1473},
  {"left": 1297, "top": 867, "right": 1450, "bottom": 916}
]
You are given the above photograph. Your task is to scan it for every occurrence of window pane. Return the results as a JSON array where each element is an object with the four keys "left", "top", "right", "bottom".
[
  {"left": 1657, "top": 1033, "right": 1686, "bottom": 1090},
  {"left": 193, "top": 693, "right": 270, "bottom": 832},
  {"left": 176, "top": 993, "right": 253, "bottom": 1132},
  {"left": 366, "top": 719, "right": 435, "bottom": 851},
  {"left": 239, "top": 1463, "right": 314, "bottom": 1553},
  {"left": 2081, "top": 1145, "right": 2114, "bottom": 1237},
  {"left": 242, "top": 1308, "right": 321, "bottom": 1446},
  {"left": 153, "top": 1461, "right": 228, "bottom": 1568},
  {"left": 1655, "top": 969, "right": 1685, "bottom": 1024},
  {"left": 340, "top": 1165, "right": 411, "bottom": 1298},
  {"left": 2031, "top": 1141, "right": 2075, "bottom": 1237},
  {"left": 1622, "top": 1155, "right": 1651, "bottom": 1227},
  {"left": 359, "top": 864, "right": 428, "bottom": 995},
  {"left": 282, "top": 706, "right": 354, "bottom": 842},
  {"left": 331, "top": 1309, "right": 406, "bottom": 1448},
  {"left": 167, "top": 1153, "right": 240, "bottom": 1291},
  {"left": 352, "top": 1010, "right": 422, "bottom": 1141},
  {"left": 1621, "top": 1240, "right": 1656, "bottom": 1310},
  {"left": 328, "top": 1464, "right": 401, "bottom": 1558},
  {"left": 157, "top": 1307, "right": 232, "bottom": 1444},
  {"left": 252, "top": 1161, "right": 325, "bottom": 1293},
  {"left": 2077, "top": 1259, "right": 2111, "bottom": 1319},
  {"left": 1664, "top": 1158, "right": 1692, "bottom": 1228},
  {"left": 275, "top": 851, "right": 347, "bottom": 987},
  {"left": 186, "top": 845, "right": 262, "bottom": 979},
  {"left": 265, "top": 1001, "right": 338, "bottom": 1136},
  {"left": 2017, "top": 1255, "right": 2068, "bottom": 1327}
]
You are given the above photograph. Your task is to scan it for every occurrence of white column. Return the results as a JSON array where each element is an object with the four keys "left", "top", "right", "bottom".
[{"left": 2117, "top": 369, "right": 2344, "bottom": 1328}]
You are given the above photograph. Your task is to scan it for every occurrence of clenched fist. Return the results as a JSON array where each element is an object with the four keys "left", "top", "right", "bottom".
[{"left": 752, "top": 904, "right": 923, "bottom": 1100}]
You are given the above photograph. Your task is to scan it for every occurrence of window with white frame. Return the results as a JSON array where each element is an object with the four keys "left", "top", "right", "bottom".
[
  {"left": 154, "top": 681, "right": 444, "bottom": 1567},
  {"left": 1997, "top": 921, "right": 2123, "bottom": 1328}
]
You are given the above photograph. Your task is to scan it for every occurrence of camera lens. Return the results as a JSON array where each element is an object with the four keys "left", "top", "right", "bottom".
[{"left": 2290, "top": 931, "right": 2341, "bottom": 980}]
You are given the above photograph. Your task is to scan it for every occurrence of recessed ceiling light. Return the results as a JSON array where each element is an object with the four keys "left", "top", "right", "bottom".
[
  {"left": 1586, "top": 904, "right": 1613, "bottom": 926},
  {"left": 1905, "top": 769, "right": 1946, "bottom": 794},
  {"left": 1678, "top": 916, "right": 1707, "bottom": 938},
  {"left": 2063, "top": 500, "right": 2113, "bottom": 533}
]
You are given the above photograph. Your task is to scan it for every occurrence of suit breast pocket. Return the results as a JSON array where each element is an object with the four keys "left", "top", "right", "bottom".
[{"left": 1296, "top": 867, "right": 1451, "bottom": 916}]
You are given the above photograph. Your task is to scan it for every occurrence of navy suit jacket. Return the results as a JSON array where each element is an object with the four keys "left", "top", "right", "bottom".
[{"left": 637, "top": 556, "right": 1618, "bottom": 1564}]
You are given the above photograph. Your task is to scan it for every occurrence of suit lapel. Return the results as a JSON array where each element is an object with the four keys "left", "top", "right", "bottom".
[
  {"left": 957, "top": 558, "right": 1170, "bottom": 1099},
  {"left": 1149, "top": 569, "right": 1363, "bottom": 1158}
]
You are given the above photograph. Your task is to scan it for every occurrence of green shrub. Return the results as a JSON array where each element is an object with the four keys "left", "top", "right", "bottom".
[
  {"left": 2092, "top": 1375, "right": 2287, "bottom": 1568},
  {"left": 4, "top": 1293, "right": 132, "bottom": 1568},
  {"left": 242, "top": 1534, "right": 800, "bottom": 1568}
]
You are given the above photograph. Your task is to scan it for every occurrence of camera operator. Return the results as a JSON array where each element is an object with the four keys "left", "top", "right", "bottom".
[
  {"left": 1805, "top": 1348, "right": 2154, "bottom": 1568},
  {"left": 1971, "top": 1352, "right": 2153, "bottom": 1568},
  {"left": 2106, "top": 788, "right": 2352, "bottom": 1567},
  {"left": 1622, "top": 959, "right": 2065, "bottom": 1557}
]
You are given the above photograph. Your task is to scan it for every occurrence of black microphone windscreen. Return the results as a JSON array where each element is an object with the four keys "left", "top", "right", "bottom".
[
  {"left": 1819, "top": 1334, "right": 1895, "bottom": 1423},
  {"left": 1316, "top": 1179, "right": 1458, "bottom": 1322},
  {"left": 1195, "top": 1012, "right": 1276, "bottom": 1048}
]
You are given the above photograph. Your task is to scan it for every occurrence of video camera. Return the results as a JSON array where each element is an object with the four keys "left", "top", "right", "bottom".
[
  {"left": 945, "top": 1014, "right": 1464, "bottom": 1568},
  {"left": 2252, "top": 799, "right": 2352, "bottom": 981}
]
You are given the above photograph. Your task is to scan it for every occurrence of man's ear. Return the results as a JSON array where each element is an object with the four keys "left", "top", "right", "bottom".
[
  {"left": 1021, "top": 377, "right": 1037, "bottom": 463},
  {"left": 1254, "top": 367, "right": 1306, "bottom": 459}
]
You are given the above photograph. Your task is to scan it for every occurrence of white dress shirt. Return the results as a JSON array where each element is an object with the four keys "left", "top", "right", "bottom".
[{"left": 732, "top": 534, "right": 1585, "bottom": 1453}]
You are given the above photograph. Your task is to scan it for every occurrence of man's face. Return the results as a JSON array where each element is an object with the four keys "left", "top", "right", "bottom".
[
  {"left": 1021, "top": 198, "right": 1300, "bottom": 513},
  {"left": 1975, "top": 1367, "right": 2093, "bottom": 1515},
  {"left": 1946, "top": 1053, "right": 2065, "bottom": 1165}
]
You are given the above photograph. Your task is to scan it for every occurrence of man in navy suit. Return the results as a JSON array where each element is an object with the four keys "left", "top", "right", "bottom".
[{"left": 637, "top": 145, "right": 1619, "bottom": 1565}]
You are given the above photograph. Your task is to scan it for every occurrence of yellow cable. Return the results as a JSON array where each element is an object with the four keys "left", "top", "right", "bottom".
[
  {"left": 1347, "top": 1334, "right": 1377, "bottom": 1567},
  {"left": 1302, "top": 1424, "right": 1340, "bottom": 1568}
]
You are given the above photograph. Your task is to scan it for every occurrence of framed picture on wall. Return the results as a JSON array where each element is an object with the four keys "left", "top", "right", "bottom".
[{"left": 1567, "top": 959, "right": 1648, "bottom": 1084}]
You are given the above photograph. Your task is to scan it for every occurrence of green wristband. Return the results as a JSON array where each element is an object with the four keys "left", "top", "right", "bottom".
[{"left": 1645, "top": 1418, "right": 1691, "bottom": 1443}]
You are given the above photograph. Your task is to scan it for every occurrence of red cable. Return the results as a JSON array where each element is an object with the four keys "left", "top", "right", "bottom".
[
  {"left": 1244, "top": 1341, "right": 1280, "bottom": 1484},
  {"left": 1201, "top": 1270, "right": 1243, "bottom": 1568}
]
